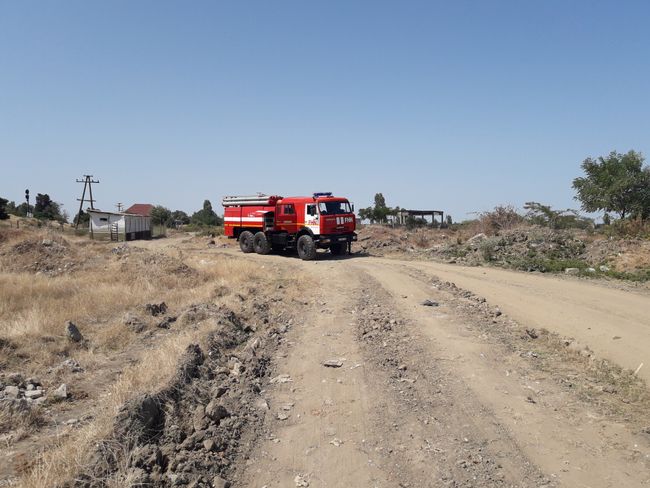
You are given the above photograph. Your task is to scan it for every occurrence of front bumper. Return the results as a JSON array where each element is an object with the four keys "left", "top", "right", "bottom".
[{"left": 315, "top": 232, "right": 357, "bottom": 246}]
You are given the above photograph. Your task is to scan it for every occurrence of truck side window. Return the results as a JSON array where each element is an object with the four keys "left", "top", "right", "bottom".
[
  {"left": 306, "top": 205, "right": 316, "bottom": 216},
  {"left": 283, "top": 204, "right": 295, "bottom": 215}
]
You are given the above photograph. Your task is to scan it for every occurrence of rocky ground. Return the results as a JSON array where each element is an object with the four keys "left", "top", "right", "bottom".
[
  {"left": 1, "top": 227, "right": 649, "bottom": 487},
  {"left": 356, "top": 224, "right": 650, "bottom": 282}
]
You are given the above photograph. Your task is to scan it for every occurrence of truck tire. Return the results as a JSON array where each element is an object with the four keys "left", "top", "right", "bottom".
[
  {"left": 253, "top": 232, "right": 271, "bottom": 255},
  {"left": 239, "top": 231, "right": 254, "bottom": 253},
  {"left": 329, "top": 242, "right": 344, "bottom": 256},
  {"left": 297, "top": 234, "right": 317, "bottom": 261}
]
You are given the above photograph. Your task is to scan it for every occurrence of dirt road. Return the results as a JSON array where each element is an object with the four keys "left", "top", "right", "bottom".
[
  {"left": 385, "top": 259, "right": 650, "bottom": 382},
  {"left": 225, "top": 250, "right": 650, "bottom": 488}
]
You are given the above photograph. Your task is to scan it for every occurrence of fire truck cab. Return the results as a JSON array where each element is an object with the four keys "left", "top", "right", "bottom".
[{"left": 223, "top": 192, "right": 357, "bottom": 260}]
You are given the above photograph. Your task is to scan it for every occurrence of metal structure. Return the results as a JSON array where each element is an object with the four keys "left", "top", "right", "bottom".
[
  {"left": 395, "top": 209, "right": 445, "bottom": 227},
  {"left": 75, "top": 175, "right": 99, "bottom": 228}
]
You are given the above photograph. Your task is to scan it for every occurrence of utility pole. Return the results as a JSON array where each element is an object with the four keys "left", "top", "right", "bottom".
[
  {"left": 116, "top": 203, "right": 124, "bottom": 212},
  {"left": 25, "top": 189, "right": 32, "bottom": 218},
  {"left": 75, "top": 175, "right": 99, "bottom": 228}
]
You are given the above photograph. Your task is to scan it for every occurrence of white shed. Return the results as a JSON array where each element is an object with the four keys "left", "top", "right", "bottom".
[{"left": 87, "top": 210, "right": 152, "bottom": 241}]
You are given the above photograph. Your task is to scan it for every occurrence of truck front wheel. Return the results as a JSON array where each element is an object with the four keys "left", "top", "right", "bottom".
[
  {"left": 253, "top": 232, "right": 271, "bottom": 255},
  {"left": 297, "top": 235, "right": 317, "bottom": 261},
  {"left": 239, "top": 231, "right": 254, "bottom": 253}
]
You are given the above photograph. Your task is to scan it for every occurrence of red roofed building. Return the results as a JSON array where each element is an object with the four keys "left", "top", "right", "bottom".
[{"left": 125, "top": 203, "right": 154, "bottom": 216}]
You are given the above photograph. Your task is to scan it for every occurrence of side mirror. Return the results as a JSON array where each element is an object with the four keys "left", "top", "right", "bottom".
[{"left": 351, "top": 203, "right": 355, "bottom": 212}]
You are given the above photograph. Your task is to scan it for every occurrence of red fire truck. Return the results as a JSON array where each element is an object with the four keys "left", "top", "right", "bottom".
[{"left": 222, "top": 192, "right": 357, "bottom": 260}]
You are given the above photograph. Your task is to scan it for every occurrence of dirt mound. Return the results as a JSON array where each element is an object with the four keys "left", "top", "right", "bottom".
[
  {"left": 0, "top": 234, "right": 80, "bottom": 275},
  {"left": 357, "top": 225, "right": 650, "bottom": 279},
  {"left": 74, "top": 306, "right": 288, "bottom": 487}
]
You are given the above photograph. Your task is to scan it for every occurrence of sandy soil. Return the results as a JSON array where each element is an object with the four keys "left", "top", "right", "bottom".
[
  {"left": 220, "top": 248, "right": 650, "bottom": 488},
  {"left": 4, "top": 231, "right": 649, "bottom": 487}
]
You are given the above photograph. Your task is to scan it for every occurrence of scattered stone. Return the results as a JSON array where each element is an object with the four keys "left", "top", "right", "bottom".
[
  {"left": 60, "top": 359, "right": 84, "bottom": 373},
  {"left": 270, "top": 374, "right": 293, "bottom": 384},
  {"left": 525, "top": 396, "right": 536, "bottom": 404},
  {"left": 157, "top": 316, "right": 177, "bottom": 329},
  {"left": 52, "top": 383, "right": 68, "bottom": 400},
  {"left": 205, "top": 400, "right": 229, "bottom": 422},
  {"left": 294, "top": 474, "right": 309, "bottom": 487},
  {"left": 421, "top": 299, "right": 439, "bottom": 307},
  {"left": 24, "top": 389, "right": 44, "bottom": 399},
  {"left": 3, "top": 385, "right": 19, "bottom": 398},
  {"left": 212, "top": 476, "right": 229, "bottom": 488},
  {"left": 564, "top": 268, "right": 580, "bottom": 275},
  {"left": 277, "top": 412, "right": 289, "bottom": 421},
  {"left": 329, "top": 438, "right": 343, "bottom": 447},
  {"left": 525, "top": 329, "right": 539, "bottom": 339},
  {"left": 203, "top": 439, "right": 216, "bottom": 452},
  {"left": 123, "top": 313, "right": 146, "bottom": 333},
  {"left": 613, "top": 336, "right": 622, "bottom": 340},
  {"left": 323, "top": 359, "right": 343, "bottom": 368},
  {"left": 66, "top": 321, "right": 83, "bottom": 342},
  {"left": 145, "top": 302, "right": 168, "bottom": 316},
  {"left": 494, "top": 307, "right": 502, "bottom": 317},
  {"left": 599, "top": 265, "right": 610, "bottom": 272},
  {"left": 467, "top": 233, "right": 487, "bottom": 244},
  {"left": 586, "top": 267, "right": 596, "bottom": 273},
  {"left": 193, "top": 405, "right": 209, "bottom": 432},
  {"left": 255, "top": 398, "right": 270, "bottom": 411}
]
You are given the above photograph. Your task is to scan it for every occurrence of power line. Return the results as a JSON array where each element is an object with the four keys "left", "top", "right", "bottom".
[{"left": 75, "top": 175, "right": 99, "bottom": 228}]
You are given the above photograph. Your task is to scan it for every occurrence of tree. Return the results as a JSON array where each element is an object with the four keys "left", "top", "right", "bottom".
[
  {"left": 75, "top": 210, "right": 90, "bottom": 227},
  {"left": 358, "top": 193, "right": 395, "bottom": 224},
  {"left": 171, "top": 210, "right": 190, "bottom": 226},
  {"left": 524, "top": 202, "right": 593, "bottom": 230},
  {"left": 0, "top": 197, "right": 9, "bottom": 220},
  {"left": 15, "top": 202, "right": 29, "bottom": 217},
  {"left": 191, "top": 200, "right": 222, "bottom": 226},
  {"left": 150, "top": 205, "right": 173, "bottom": 228},
  {"left": 5, "top": 201, "right": 17, "bottom": 216},
  {"left": 33, "top": 193, "right": 65, "bottom": 221},
  {"left": 573, "top": 150, "right": 650, "bottom": 220}
]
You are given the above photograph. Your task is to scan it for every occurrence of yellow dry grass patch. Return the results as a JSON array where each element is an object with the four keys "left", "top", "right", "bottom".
[{"left": 20, "top": 320, "right": 216, "bottom": 488}]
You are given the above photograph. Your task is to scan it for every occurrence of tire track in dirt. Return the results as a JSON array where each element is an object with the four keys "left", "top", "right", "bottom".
[
  {"left": 241, "top": 257, "right": 545, "bottom": 487},
  {"left": 351, "top": 259, "right": 650, "bottom": 487}
]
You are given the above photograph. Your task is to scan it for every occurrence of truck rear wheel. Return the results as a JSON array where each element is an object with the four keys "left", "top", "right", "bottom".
[
  {"left": 329, "top": 242, "right": 344, "bottom": 256},
  {"left": 253, "top": 232, "right": 271, "bottom": 255},
  {"left": 297, "top": 235, "right": 317, "bottom": 261},
  {"left": 239, "top": 231, "right": 254, "bottom": 253}
]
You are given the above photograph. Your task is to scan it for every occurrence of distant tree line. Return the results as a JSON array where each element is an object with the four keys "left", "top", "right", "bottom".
[
  {"left": 151, "top": 199, "right": 223, "bottom": 228},
  {"left": 0, "top": 193, "right": 67, "bottom": 222}
]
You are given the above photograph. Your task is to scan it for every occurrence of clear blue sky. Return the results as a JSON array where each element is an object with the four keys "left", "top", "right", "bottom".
[{"left": 1, "top": 1, "right": 648, "bottom": 221}]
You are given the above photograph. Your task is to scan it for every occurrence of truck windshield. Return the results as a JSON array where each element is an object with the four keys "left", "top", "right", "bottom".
[{"left": 318, "top": 201, "right": 351, "bottom": 215}]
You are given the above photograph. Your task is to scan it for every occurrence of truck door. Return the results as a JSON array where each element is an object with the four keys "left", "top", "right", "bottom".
[
  {"left": 305, "top": 203, "right": 320, "bottom": 235},
  {"left": 277, "top": 203, "right": 297, "bottom": 233}
]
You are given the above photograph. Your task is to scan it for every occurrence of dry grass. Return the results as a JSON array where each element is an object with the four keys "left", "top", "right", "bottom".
[
  {"left": 20, "top": 319, "right": 216, "bottom": 488},
  {"left": 0, "top": 230, "right": 291, "bottom": 487}
]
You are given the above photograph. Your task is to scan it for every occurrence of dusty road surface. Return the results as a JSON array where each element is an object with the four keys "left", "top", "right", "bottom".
[
  {"left": 385, "top": 259, "right": 650, "bottom": 382},
  {"left": 214, "top": 248, "right": 650, "bottom": 488}
]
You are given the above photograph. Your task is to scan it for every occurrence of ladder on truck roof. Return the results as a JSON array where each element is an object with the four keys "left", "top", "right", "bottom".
[{"left": 222, "top": 194, "right": 281, "bottom": 207}]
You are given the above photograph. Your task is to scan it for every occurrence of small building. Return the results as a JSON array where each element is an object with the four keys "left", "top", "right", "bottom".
[{"left": 87, "top": 209, "right": 152, "bottom": 241}]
